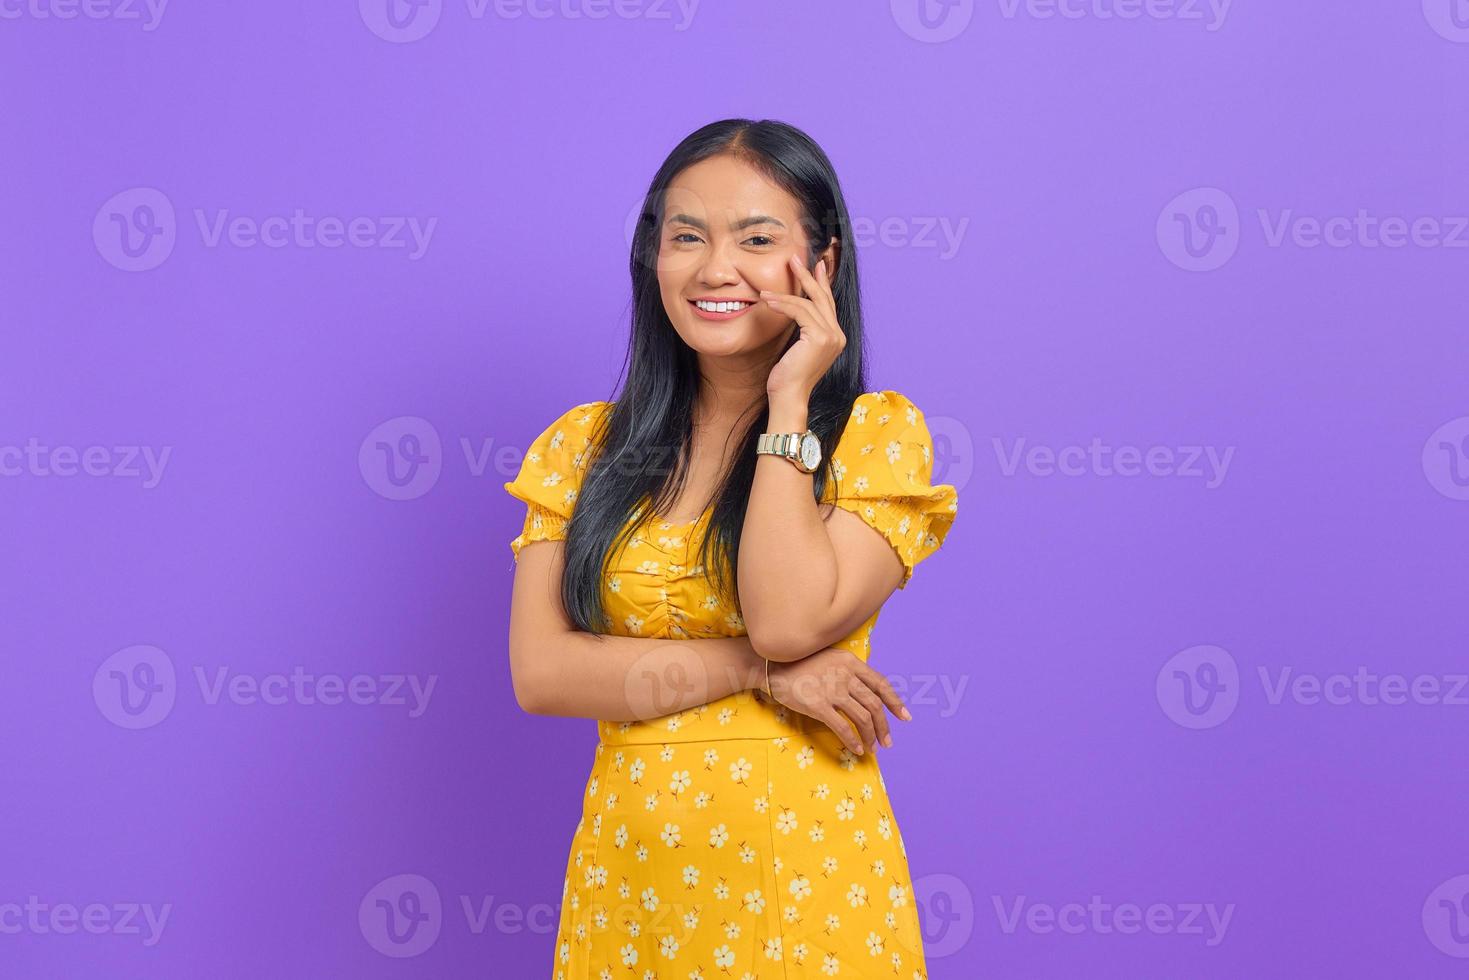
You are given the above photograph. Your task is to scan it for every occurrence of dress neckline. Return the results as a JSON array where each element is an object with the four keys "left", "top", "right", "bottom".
[
  {"left": 646, "top": 498, "right": 714, "bottom": 527},
  {"left": 652, "top": 508, "right": 711, "bottom": 527}
]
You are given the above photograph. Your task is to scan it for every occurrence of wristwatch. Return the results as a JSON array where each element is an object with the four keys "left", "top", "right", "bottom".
[{"left": 756, "top": 430, "right": 823, "bottom": 474}]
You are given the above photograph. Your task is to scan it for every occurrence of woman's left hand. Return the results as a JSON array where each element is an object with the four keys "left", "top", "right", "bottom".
[{"left": 762, "top": 253, "right": 846, "bottom": 401}]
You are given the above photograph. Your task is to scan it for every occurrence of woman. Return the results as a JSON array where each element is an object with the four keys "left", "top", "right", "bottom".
[{"left": 505, "top": 118, "right": 958, "bottom": 979}]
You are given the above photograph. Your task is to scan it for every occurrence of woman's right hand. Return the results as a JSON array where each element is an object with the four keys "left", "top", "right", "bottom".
[{"left": 763, "top": 647, "right": 911, "bottom": 757}]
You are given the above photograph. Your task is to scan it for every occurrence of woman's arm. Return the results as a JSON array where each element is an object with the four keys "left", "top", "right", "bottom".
[
  {"left": 737, "top": 392, "right": 906, "bottom": 662},
  {"left": 507, "top": 534, "right": 911, "bottom": 756},
  {"left": 508, "top": 539, "right": 769, "bottom": 720},
  {"left": 738, "top": 257, "right": 915, "bottom": 662}
]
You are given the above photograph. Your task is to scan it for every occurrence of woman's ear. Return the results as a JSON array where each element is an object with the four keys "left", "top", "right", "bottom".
[{"left": 819, "top": 237, "right": 842, "bottom": 279}]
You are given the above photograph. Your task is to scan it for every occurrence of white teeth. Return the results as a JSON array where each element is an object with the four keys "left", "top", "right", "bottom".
[{"left": 695, "top": 300, "right": 750, "bottom": 313}]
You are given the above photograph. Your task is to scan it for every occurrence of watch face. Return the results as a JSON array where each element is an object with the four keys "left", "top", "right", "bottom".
[{"left": 799, "top": 433, "right": 822, "bottom": 470}]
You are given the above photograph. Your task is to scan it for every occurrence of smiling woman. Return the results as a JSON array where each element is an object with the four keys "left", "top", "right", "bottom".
[{"left": 503, "top": 118, "right": 958, "bottom": 980}]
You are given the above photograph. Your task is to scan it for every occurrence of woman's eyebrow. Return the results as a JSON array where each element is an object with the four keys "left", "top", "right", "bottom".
[{"left": 665, "top": 212, "right": 787, "bottom": 231}]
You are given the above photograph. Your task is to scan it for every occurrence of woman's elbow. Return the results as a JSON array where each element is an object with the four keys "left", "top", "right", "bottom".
[
  {"left": 510, "top": 656, "right": 553, "bottom": 715},
  {"left": 746, "top": 624, "right": 815, "bottom": 663}
]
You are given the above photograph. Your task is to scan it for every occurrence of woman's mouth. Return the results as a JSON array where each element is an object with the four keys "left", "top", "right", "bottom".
[{"left": 688, "top": 298, "right": 756, "bottom": 321}]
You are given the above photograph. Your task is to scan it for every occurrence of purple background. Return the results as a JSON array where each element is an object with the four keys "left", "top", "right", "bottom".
[{"left": 4, "top": 1, "right": 1468, "bottom": 976}]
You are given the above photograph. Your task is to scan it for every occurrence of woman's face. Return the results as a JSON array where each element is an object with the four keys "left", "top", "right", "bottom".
[{"left": 655, "top": 154, "right": 831, "bottom": 360}]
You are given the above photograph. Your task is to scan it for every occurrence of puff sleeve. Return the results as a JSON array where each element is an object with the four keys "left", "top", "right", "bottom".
[
  {"left": 826, "top": 390, "right": 959, "bottom": 590},
  {"left": 503, "top": 400, "right": 611, "bottom": 561}
]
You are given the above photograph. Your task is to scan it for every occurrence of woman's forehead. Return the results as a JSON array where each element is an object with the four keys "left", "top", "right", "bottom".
[{"left": 665, "top": 157, "right": 800, "bottom": 222}]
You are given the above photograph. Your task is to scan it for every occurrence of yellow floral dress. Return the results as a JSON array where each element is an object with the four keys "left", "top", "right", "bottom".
[{"left": 504, "top": 390, "right": 958, "bottom": 980}]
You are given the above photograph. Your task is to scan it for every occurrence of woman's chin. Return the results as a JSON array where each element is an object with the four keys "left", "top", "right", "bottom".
[
  {"left": 678, "top": 325, "right": 754, "bottom": 355},
  {"left": 675, "top": 317, "right": 787, "bottom": 358}
]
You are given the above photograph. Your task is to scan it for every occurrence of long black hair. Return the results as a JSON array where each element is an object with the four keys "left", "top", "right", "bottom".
[{"left": 561, "top": 118, "right": 869, "bottom": 635}]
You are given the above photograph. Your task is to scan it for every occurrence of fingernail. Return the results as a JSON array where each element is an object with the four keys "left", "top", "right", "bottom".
[
  {"left": 855, "top": 745, "right": 864, "bottom": 755},
  {"left": 900, "top": 708, "right": 912, "bottom": 721},
  {"left": 882, "top": 734, "right": 893, "bottom": 748},
  {"left": 818, "top": 260, "right": 827, "bottom": 275}
]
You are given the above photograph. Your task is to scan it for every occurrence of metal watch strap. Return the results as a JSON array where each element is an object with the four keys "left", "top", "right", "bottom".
[{"left": 757, "top": 432, "right": 799, "bottom": 459}]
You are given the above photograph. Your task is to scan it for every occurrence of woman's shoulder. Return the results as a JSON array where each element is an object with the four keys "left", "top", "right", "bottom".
[
  {"left": 835, "top": 389, "right": 934, "bottom": 449},
  {"left": 503, "top": 398, "right": 614, "bottom": 513},
  {"left": 829, "top": 387, "right": 953, "bottom": 498}
]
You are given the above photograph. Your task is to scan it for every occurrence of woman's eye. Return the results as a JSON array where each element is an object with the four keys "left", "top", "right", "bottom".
[
  {"left": 671, "top": 233, "right": 702, "bottom": 244},
  {"left": 745, "top": 235, "right": 774, "bottom": 247}
]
